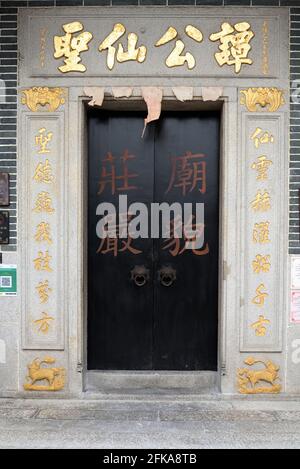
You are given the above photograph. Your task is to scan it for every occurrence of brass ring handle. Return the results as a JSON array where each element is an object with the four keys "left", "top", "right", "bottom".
[
  {"left": 134, "top": 274, "right": 147, "bottom": 287},
  {"left": 131, "top": 265, "right": 150, "bottom": 287},
  {"left": 158, "top": 266, "right": 176, "bottom": 287}
]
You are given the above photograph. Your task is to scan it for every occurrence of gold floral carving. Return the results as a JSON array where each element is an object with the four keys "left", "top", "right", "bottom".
[
  {"left": 21, "top": 87, "right": 66, "bottom": 112},
  {"left": 240, "top": 88, "right": 285, "bottom": 112},
  {"left": 238, "top": 357, "right": 281, "bottom": 394},
  {"left": 23, "top": 357, "right": 65, "bottom": 391}
]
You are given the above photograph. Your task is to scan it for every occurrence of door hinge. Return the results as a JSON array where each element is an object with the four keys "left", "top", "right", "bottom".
[{"left": 223, "top": 260, "right": 230, "bottom": 281}]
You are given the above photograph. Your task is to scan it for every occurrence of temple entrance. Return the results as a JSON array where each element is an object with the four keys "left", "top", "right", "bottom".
[{"left": 87, "top": 110, "right": 220, "bottom": 371}]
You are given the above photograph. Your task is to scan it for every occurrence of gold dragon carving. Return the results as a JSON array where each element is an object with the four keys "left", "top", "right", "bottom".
[
  {"left": 21, "top": 87, "right": 66, "bottom": 112},
  {"left": 240, "top": 88, "right": 285, "bottom": 112},
  {"left": 237, "top": 357, "right": 281, "bottom": 394},
  {"left": 23, "top": 357, "right": 65, "bottom": 391}
]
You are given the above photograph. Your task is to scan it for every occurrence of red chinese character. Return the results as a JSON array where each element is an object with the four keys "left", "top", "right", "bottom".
[
  {"left": 162, "top": 215, "right": 209, "bottom": 256},
  {"left": 166, "top": 152, "right": 206, "bottom": 196},
  {"left": 96, "top": 213, "right": 142, "bottom": 256},
  {"left": 98, "top": 150, "right": 138, "bottom": 195}
]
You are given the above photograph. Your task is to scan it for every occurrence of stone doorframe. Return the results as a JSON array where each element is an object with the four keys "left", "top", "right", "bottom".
[
  {"left": 79, "top": 90, "right": 233, "bottom": 394},
  {"left": 63, "top": 87, "right": 239, "bottom": 395},
  {"left": 18, "top": 85, "right": 288, "bottom": 396},
  {"left": 17, "top": 6, "right": 290, "bottom": 397}
]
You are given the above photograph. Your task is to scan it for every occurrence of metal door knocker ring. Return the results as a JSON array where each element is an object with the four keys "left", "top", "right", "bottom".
[
  {"left": 158, "top": 266, "right": 176, "bottom": 287},
  {"left": 131, "top": 265, "right": 150, "bottom": 287}
]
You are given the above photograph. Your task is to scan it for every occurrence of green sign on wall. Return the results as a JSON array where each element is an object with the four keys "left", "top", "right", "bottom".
[{"left": 0, "top": 265, "right": 17, "bottom": 296}]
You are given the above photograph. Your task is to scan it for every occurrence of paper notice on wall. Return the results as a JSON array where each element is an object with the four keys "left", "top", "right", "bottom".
[
  {"left": 202, "top": 87, "right": 223, "bottom": 102},
  {"left": 291, "top": 257, "right": 300, "bottom": 289},
  {"left": 141, "top": 87, "right": 163, "bottom": 137},
  {"left": 112, "top": 87, "right": 133, "bottom": 98},
  {"left": 84, "top": 87, "right": 105, "bottom": 107},
  {"left": 172, "top": 87, "right": 193, "bottom": 102},
  {"left": 291, "top": 291, "right": 300, "bottom": 323}
]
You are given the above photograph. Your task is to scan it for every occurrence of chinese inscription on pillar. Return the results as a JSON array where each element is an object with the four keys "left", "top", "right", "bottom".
[
  {"left": 21, "top": 93, "right": 66, "bottom": 352},
  {"left": 248, "top": 122, "right": 275, "bottom": 345},
  {"left": 32, "top": 125, "right": 56, "bottom": 341},
  {"left": 240, "top": 89, "right": 285, "bottom": 354}
]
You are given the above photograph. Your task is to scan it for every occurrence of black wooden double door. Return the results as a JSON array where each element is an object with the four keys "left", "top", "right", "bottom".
[{"left": 88, "top": 110, "right": 220, "bottom": 371}]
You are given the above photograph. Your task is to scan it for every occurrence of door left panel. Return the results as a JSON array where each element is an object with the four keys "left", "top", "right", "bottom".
[{"left": 87, "top": 111, "right": 154, "bottom": 370}]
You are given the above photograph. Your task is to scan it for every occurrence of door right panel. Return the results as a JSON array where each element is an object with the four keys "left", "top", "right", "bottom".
[{"left": 153, "top": 111, "right": 220, "bottom": 370}]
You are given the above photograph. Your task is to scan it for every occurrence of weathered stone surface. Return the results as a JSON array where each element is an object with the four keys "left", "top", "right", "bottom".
[
  {"left": 1, "top": 398, "right": 300, "bottom": 448},
  {"left": 0, "top": 408, "right": 38, "bottom": 419},
  {"left": 36, "top": 408, "right": 158, "bottom": 421},
  {"left": 0, "top": 324, "right": 18, "bottom": 394}
]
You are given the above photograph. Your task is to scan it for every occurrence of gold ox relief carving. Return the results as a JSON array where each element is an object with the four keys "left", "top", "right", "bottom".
[
  {"left": 240, "top": 88, "right": 285, "bottom": 112},
  {"left": 24, "top": 357, "right": 65, "bottom": 391},
  {"left": 238, "top": 357, "right": 281, "bottom": 394},
  {"left": 21, "top": 87, "right": 65, "bottom": 112}
]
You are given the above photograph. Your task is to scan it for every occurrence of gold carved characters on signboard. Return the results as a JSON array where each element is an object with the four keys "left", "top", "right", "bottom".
[
  {"left": 155, "top": 25, "right": 203, "bottom": 70},
  {"left": 99, "top": 23, "right": 147, "bottom": 70},
  {"left": 238, "top": 357, "right": 281, "bottom": 394},
  {"left": 24, "top": 357, "right": 65, "bottom": 391},
  {"left": 40, "top": 28, "right": 48, "bottom": 69},
  {"left": 52, "top": 20, "right": 257, "bottom": 73},
  {"left": 209, "top": 22, "right": 254, "bottom": 74},
  {"left": 262, "top": 20, "right": 269, "bottom": 75},
  {"left": 54, "top": 21, "right": 93, "bottom": 72}
]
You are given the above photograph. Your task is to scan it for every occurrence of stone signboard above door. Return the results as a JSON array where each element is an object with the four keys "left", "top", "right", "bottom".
[{"left": 18, "top": 7, "right": 289, "bottom": 86}]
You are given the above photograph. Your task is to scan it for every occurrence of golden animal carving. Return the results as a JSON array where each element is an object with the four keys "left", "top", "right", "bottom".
[
  {"left": 24, "top": 357, "right": 65, "bottom": 391},
  {"left": 240, "top": 88, "right": 285, "bottom": 112},
  {"left": 21, "top": 87, "right": 66, "bottom": 112},
  {"left": 238, "top": 357, "right": 281, "bottom": 394}
]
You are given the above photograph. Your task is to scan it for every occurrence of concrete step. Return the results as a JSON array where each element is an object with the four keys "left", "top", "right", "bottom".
[{"left": 85, "top": 371, "right": 219, "bottom": 395}]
